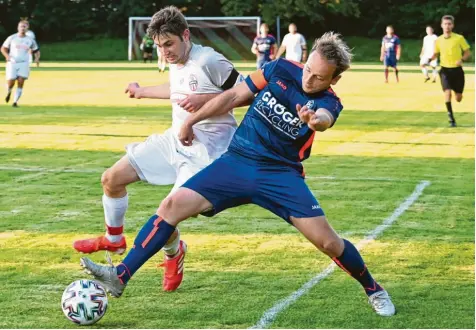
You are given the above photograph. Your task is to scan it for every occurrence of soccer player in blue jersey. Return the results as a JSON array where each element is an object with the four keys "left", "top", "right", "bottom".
[
  {"left": 81, "top": 32, "right": 395, "bottom": 317},
  {"left": 380, "top": 25, "right": 401, "bottom": 83},
  {"left": 252, "top": 23, "right": 277, "bottom": 69}
]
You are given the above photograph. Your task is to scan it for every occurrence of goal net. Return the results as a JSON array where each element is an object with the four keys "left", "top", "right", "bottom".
[{"left": 128, "top": 16, "right": 261, "bottom": 61}]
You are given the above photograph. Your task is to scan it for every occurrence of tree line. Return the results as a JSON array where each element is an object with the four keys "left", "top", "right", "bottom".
[{"left": 0, "top": 0, "right": 474, "bottom": 43}]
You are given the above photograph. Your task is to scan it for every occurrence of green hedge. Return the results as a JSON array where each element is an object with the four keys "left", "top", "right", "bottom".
[{"left": 39, "top": 37, "right": 474, "bottom": 63}]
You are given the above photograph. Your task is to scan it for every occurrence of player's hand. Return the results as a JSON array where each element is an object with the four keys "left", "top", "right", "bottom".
[
  {"left": 456, "top": 59, "right": 463, "bottom": 67},
  {"left": 380, "top": 56, "right": 384, "bottom": 62},
  {"left": 179, "top": 94, "right": 208, "bottom": 113},
  {"left": 396, "top": 55, "right": 400, "bottom": 61},
  {"left": 5, "top": 55, "right": 10, "bottom": 62},
  {"left": 125, "top": 82, "right": 141, "bottom": 98},
  {"left": 178, "top": 122, "right": 195, "bottom": 146},
  {"left": 296, "top": 104, "right": 316, "bottom": 124}
]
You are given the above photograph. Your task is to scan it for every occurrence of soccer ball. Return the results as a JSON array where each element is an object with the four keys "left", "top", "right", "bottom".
[{"left": 61, "top": 279, "right": 108, "bottom": 325}]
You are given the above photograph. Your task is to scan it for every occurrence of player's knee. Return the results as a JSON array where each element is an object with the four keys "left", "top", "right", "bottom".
[
  {"left": 317, "top": 237, "right": 344, "bottom": 257},
  {"left": 101, "top": 169, "right": 121, "bottom": 193},
  {"left": 157, "top": 196, "right": 180, "bottom": 221},
  {"left": 456, "top": 94, "right": 463, "bottom": 102}
]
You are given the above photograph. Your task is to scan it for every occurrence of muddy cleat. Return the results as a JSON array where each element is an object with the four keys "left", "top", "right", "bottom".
[
  {"left": 5, "top": 92, "right": 11, "bottom": 103},
  {"left": 73, "top": 235, "right": 127, "bottom": 254},
  {"left": 450, "top": 121, "right": 457, "bottom": 127},
  {"left": 12, "top": 102, "right": 18, "bottom": 107},
  {"left": 80, "top": 257, "right": 125, "bottom": 297},
  {"left": 159, "top": 240, "right": 187, "bottom": 291},
  {"left": 424, "top": 77, "right": 430, "bottom": 83},
  {"left": 368, "top": 290, "right": 395, "bottom": 317}
]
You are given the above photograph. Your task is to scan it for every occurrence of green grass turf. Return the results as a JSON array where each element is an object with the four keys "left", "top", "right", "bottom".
[{"left": 0, "top": 64, "right": 474, "bottom": 328}]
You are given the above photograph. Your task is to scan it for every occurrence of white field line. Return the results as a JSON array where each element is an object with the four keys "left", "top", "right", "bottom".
[
  {"left": 250, "top": 180, "right": 431, "bottom": 329},
  {"left": 0, "top": 165, "right": 417, "bottom": 182}
]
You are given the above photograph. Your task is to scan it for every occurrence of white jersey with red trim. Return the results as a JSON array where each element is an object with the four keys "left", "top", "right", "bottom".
[{"left": 168, "top": 43, "right": 240, "bottom": 159}]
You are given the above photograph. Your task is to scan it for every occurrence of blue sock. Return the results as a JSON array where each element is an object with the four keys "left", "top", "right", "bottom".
[
  {"left": 332, "top": 239, "right": 383, "bottom": 296},
  {"left": 116, "top": 214, "right": 175, "bottom": 284}
]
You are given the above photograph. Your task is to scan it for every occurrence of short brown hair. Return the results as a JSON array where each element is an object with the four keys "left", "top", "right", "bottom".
[
  {"left": 147, "top": 6, "right": 188, "bottom": 40},
  {"left": 442, "top": 15, "right": 455, "bottom": 23},
  {"left": 311, "top": 32, "right": 352, "bottom": 78}
]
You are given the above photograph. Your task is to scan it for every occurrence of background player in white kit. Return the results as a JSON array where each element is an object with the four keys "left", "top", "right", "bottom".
[
  {"left": 275, "top": 23, "right": 307, "bottom": 63},
  {"left": 74, "top": 6, "right": 243, "bottom": 292},
  {"left": 1, "top": 20, "right": 39, "bottom": 107},
  {"left": 420, "top": 26, "right": 438, "bottom": 83}
]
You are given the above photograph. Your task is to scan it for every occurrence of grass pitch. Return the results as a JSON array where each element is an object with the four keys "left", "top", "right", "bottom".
[{"left": 0, "top": 62, "right": 474, "bottom": 328}]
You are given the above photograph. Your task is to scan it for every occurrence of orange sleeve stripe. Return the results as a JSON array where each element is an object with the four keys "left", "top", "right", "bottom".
[{"left": 250, "top": 70, "right": 268, "bottom": 90}]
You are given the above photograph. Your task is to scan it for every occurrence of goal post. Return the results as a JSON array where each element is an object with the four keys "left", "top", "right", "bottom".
[{"left": 128, "top": 16, "right": 261, "bottom": 61}]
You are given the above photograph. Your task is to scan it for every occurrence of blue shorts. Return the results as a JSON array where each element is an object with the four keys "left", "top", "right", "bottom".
[
  {"left": 182, "top": 152, "right": 325, "bottom": 224},
  {"left": 384, "top": 57, "right": 397, "bottom": 68}
]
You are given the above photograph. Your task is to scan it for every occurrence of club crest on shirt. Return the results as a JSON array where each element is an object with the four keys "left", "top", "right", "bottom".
[
  {"left": 305, "top": 100, "right": 314, "bottom": 109},
  {"left": 189, "top": 74, "right": 198, "bottom": 91}
]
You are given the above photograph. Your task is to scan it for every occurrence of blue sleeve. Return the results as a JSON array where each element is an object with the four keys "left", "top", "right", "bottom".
[
  {"left": 395, "top": 37, "right": 401, "bottom": 45},
  {"left": 316, "top": 95, "right": 343, "bottom": 123},
  {"left": 244, "top": 59, "right": 280, "bottom": 93},
  {"left": 270, "top": 36, "right": 276, "bottom": 45}
]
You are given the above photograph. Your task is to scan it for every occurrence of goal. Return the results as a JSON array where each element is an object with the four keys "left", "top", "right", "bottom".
[{"left": 128, "top": 16, "right": 261, "bottom": 61}]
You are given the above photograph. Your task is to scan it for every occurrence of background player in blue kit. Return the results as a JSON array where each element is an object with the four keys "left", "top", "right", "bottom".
[
  {"left": 81, "top": 32, "right": 396, "bottom": 317},
  {"left": 252, "top": 23, "right": 277, "bottom": 69},
  {"left": 380, "top": 25, "right": 402, "bottom": 83}
]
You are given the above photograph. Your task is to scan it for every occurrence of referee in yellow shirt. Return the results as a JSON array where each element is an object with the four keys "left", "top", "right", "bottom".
[{"left": 432, "top": 15, "right": 471, "bottom": 127}]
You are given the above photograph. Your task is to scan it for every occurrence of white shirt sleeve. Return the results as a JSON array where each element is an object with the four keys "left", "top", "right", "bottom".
[
  {"left": 30, "top": 39, "right": 39, "bottom": 51},
  {"left": 299, "top": 34, "right": 306, "bottom": 47},
  {"left": 202, "top": 50, "right": 235, "bottom": 88},
  {"left": 2, "top": 36, "right": 13, "bottom": 49}
]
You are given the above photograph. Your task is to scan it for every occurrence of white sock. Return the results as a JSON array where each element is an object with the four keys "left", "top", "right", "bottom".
[
  {"left": 163, "top": 228, "right": 180, "bottom": 257},
  {"left": 13, "top": 88, "right": 22, "bottom": 103},
  {"left": 432, "top": 68, "right": 438, "bottom": 79},
  {"left": 103, "top": 194, "right": 128, "bottom": 243},
  {"left": 422, "top": 68, "right": 428, "bottom": 77}
]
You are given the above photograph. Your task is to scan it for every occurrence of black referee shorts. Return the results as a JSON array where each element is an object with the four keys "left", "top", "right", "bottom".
[{"left": 440, "top": 67, "right": 465, "bottom": 94}]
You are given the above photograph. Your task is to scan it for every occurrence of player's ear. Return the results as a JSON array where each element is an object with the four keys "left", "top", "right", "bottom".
[
  {"left": 182, "top": 29, "right": 190, "bottom": 42},
  {"left": 330, "top": 74, "right": 341, "bottom": 85}
]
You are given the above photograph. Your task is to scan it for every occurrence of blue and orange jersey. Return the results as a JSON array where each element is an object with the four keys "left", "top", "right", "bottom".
[
  {"left": 253, "top": 35, "right": 276, "bottom": 62},
  {"left": 228, "top": 58, "right": 343, "bottom": 169},
  {"left": 382, "top": 34, "right": 400, "bottom": 58}
]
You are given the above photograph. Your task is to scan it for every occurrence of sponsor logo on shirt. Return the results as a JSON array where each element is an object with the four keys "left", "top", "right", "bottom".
[
  {"left": 189, "top": 74, "right": 198, "bottom": 91},
  {"left": 253, "top": 91, "right": 304, "bottom": 139}
]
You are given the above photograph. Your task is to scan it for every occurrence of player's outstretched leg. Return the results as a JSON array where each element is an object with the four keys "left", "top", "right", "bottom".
[
  {"left": 292, "top": 215, "right": 396, "bottom": 317},
  {"left": 431, "top": 66, "right": 438, "bottom": 83},
  {"left": 81, "top": 187, "right": 211, "bottom": 295},
  {"left": 74, "top": 156, "right": 140, "bottom": 254},
  {"left": 421, "top": 65, "right": 430, "bottom": 82}
]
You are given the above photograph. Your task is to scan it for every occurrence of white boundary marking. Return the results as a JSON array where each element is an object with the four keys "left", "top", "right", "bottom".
[{"left": 250, "top": 180, "right": 431, "bottom": 329}]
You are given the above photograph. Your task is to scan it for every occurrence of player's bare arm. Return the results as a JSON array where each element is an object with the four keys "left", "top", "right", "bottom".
[
  {"left": 457, "top": 49, "right": 471, "bottom": 66},
  {"left": 296, "top": 104, "right": 334, "bottom": 132},
  {"left": 396, "top": 45, "right": 401, "bottom": 61},
  {"left": 179, "top": 82, "right": 254, "bottom": 146},
  {"left": 270, "top": 44, "right": 278, "bottom": 60},
  {"left": 178, "top": 93, "right": 220, "bottom": 113},
  {"left": 125, "top": 82, "right": 171, "bottom": 99},
  {"left": 34, "top": 50, "right": 40, "bottom": 67},
  {"left": 1, "top": 46, "right": 10, "bottom": 61},
  {"left": 275, "top": 44, "right": 286, "bottom": 59},
  {"left": 380, "top": 43, "right": 385, "bottom": 61},
  {"left": 251, "top": 43, "right": 258, "bottom": 55}
]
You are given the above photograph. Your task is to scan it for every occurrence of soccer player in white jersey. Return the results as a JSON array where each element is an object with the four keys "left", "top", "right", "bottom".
[
  {"left": 276, "top": 23, "right": 307, "bottom": 63},
  {"left": 420, "top": 26, "right": 438, "bottom": 83},
  {"left": 1, "top": 20, "right": 40, "bottom": 107},
  {"left": 73, "top": 6, "right": 242, "bottom": 292}
]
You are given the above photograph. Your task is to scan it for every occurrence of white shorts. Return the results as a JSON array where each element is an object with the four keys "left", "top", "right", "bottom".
[
  {"left": 126, "top": 128, "right": 212, "bottom": 195},
  {"left": 420, "top": 57, "right": 438, "bottom": 67},
  {"left": 5, "top": 61, "right": 30, "bottom": 80}
]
